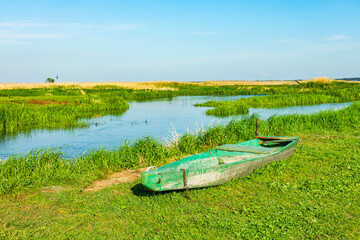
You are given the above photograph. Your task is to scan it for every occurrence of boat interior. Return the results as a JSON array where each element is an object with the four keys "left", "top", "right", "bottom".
[{"left": 156, "top": 137, "right": 296, "bottom": 172}]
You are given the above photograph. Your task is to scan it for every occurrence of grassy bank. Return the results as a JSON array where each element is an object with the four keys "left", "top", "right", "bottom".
[
  {"left": 195, "top": 81, "right": 360, "bottom": 117},
  {"left": 0, "top": 95, "right": 129, "bottom": 136},
  {"left": 0, "top": 102, "right": 359, "bottom": 238}
]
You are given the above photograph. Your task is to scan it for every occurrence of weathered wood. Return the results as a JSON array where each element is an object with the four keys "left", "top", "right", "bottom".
[
  {"left": 215, "top": 144, "right": 278, "bottom": 153},
  {"left": 141, "top": 136, "right": 300, "bottom": 191}
]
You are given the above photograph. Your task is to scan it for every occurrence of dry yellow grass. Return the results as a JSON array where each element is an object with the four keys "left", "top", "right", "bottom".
[
  {"left": 0, "top": 81, "right": 178, "bottom": 90},
  {"left": 0, "top": 80, "right": 296, "bottom": 90},
  {"left": 200, "top": 80, "right": 297, "bottom": 86},
  {"left": 0, "top": 78, "right": 354, "bottom": 90},
  {"left": 308, "top": 76, "right": 334, "bottom": 84}
]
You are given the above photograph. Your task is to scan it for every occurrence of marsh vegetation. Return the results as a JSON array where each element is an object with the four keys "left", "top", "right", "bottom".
[
  {"left": 195, "top": 79, "right": 360, "bottom": 117},
  {"left": 1, "top": 78, "right": 359, "bottom": 134},
  {"left": 0, "top": 78, "right": 359, "bottom": 238}
]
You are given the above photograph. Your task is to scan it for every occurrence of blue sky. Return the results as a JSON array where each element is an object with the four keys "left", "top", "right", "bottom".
[{"left": 0, "top": 0, "right": 360, "bottom": 83}]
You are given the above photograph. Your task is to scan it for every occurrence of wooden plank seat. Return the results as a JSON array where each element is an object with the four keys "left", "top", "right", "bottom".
[{"left": 215, "top": 144, "right": 278, "bottom": 154}]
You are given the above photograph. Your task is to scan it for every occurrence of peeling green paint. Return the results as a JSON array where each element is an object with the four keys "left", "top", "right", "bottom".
[{"left": 142, "top": 136, "right": 299, "bottom": 191}]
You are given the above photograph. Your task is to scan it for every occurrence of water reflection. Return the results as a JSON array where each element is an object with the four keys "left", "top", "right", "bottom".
[{"left": 0, "top": 95, "right": 352, "bottom": 159}]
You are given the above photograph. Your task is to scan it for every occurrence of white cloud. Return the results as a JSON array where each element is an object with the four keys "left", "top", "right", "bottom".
[
  {"left": 0, "top": 39, "right": 28, "bottom": 45},
  {"left": 309, "top": 34, "right": 360, "bottom": 53},
  {"left": 0, "top": 21, "right": 50, "bottom": 28},
  {"left": 275, "top": 38, "right": 296, "bottom": 43},
  {"left": 312, "top": 41, "right": 360, "bottom": 53},
  {"left": 323, "top": 34, "right": 350, "bottom": 41},
  {"left": 186, "top": 31, "right": 221, "bottom": 36},
  {"left": 0, "top": 20, "right": 143, "bottom": 30},
  {"left": 260, "top": 70, "right": 270, "bottom": 77},
  {"left": 0, "top": 20, "right": 143, "bottom": 44},
  {"left": 0, "top": 32, "right": 67, "bottom": 40},
  {"left": 96, "top": 24, "right": 143, "bottom": 31}
]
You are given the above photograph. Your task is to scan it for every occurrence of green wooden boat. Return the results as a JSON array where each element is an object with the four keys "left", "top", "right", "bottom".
[{"left": 141, "top": 136, "right": 300, "bottom": 191}]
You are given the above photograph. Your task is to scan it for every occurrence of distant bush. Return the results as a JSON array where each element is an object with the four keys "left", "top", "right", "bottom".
[{"left": 45, "top": 78, "right": 55, "bottom": 83}]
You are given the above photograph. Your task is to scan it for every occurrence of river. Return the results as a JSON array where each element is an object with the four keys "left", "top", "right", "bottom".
[{"left": 0, "top": 95, "right": 352, "bottom": 159}]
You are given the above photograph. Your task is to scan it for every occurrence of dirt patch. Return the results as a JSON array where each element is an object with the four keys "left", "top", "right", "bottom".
[
  {"left": 24, "top": 100, "right": 68, "bottom": 105},
  {"left": 85, "top": 168, "right": 146, "bottom": 192},
  {"left": 41, "top": 186, "right": 63, "bottom": 193}
]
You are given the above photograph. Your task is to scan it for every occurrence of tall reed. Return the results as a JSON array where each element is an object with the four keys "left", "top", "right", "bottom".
[
  {"left": 205, "top": 102, "right": 249, "bottom": 117},
  {"left": 0, "top": 96, "right": 129, "bottom": 136},
  {"left": 196, "top": 91, "right": 360, "bottom": 117}
]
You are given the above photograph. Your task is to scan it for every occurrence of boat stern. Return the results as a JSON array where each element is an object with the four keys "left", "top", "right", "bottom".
[
  {"left": 142, "top": 168, "right": 187, "bottom": 191},
  {"left": 141, "top": 170, "right": 162, "bottom": 191}
]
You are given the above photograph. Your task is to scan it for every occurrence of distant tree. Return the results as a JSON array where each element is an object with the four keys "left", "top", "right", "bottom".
[{"left": 45, "top": 78, "right": 55, "bottom": 83}]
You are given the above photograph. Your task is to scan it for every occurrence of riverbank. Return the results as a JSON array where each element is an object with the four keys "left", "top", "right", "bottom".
[{"left": 0, "top": 103, "right": 359, "bottom": 238}]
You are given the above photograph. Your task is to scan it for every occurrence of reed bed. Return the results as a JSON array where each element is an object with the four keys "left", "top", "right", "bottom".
[
  {"left": 196, "top": 86, "right": 360, "bottom": 117},
  {"left": 205, "top": 102, "right": 249, "bottom": 117},
  {"left": 0, "top": 96, "right": 129, "bottom": 136},
  {"left": 1, "top": 102, "right": 359, "bottom": 194},
  {"left": 243, "top": 93, "right": 359, "bottom": 108}
]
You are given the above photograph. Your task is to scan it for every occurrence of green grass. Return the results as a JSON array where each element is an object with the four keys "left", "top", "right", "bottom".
[
  {"left": 196, "top": 87, "right": 360, "bottom": 117},
  {"left": 0, "top": 97, "right": 359, "bottom": 238},
  {"left": 1, "top": 81, "right": 360, "bottom": 238},
  {"left": 0, "top": 96, "right": 129, "bottom": 136},
  {"left": 241, "top": 93, "right": 359, "bottom": 108},
  {"left": 0, "top": 132, "right": 359, "bottom": 238},
  {"left": 205, "top": 102, "right": 249, "bottom": 117}
]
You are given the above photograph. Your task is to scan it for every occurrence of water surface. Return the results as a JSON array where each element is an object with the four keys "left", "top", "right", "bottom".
[{"left": 0, "top": 95, "right": 352, "bottom": 159}]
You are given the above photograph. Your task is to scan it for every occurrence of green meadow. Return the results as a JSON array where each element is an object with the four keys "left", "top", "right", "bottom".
[{"left": 0, "top": 80, "right": 359, "bottom": 238}]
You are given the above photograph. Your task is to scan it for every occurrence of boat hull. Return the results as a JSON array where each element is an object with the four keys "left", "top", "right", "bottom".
[{"left": 142, "top": 136, "right": 299, "bottom": 191}]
